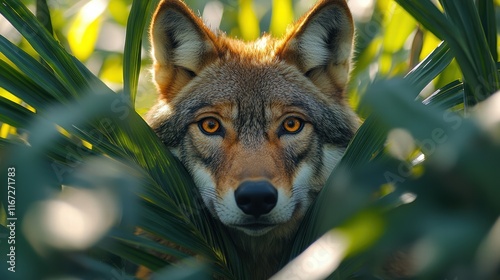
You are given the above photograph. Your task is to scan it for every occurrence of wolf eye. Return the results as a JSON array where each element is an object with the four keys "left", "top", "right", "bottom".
[
  {"left": 280, "top": 117, "right": 304, "bottom": 135},
  {"left": 198, "top": 117, "right": 222, "bottom": 135}
]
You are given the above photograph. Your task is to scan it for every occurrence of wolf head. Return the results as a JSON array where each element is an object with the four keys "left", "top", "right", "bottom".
[{"left": 147, "top": 0, "right": 358, "bottom": 237}]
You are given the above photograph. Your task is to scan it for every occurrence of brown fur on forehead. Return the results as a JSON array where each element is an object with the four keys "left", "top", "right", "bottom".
[
  {"left": 155, "top": 33, "right": 350, "bottom": 101},
  {"left": 169, "top": 61, "right": 331, "bottom": 114}
]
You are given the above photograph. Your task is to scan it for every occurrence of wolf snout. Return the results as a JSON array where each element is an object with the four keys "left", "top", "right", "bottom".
[{"left": 234, "top": 181, "right": 278, "bottom": 218}]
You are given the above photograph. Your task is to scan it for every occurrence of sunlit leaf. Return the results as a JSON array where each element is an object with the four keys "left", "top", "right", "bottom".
[
  {"left": 382, "top": 3, "right": 416, "bottom": 54},
  {"left": 404, "top": 41, "right": 453, "bottom": 92},
  {"left": 377, "top": 0, "right": 392, "bottom": 11},
  {"left": 270, "top": 0, "right": 293, "bottom": 37},
  {"left": 419, "top": 30, "right": 441, "bottom": 60},
  {"left": 339, "top": 211, "right": 385, "bottom": 256},
  {"left": 435, "top": 59, "right": 462, "bottom": 89},
  {"left": 100, "top": 55, "right": 124, "bottom": 85},
  {"left": 0, "top": 96, "right": 34, "bottom": 127},
  {"left": 67, "top": 0, "right": 106, "bottom": 61},
  {"left": 238, "top": 0, "right": 260, "bottom": 41},
  {"left": 351, "top": 36, "right": 382, "bottom": 79},
  {"left": 123, "top": 0, "right": 158, "bottom": 106},
  {"left": 378, "top": 4, "right": 416, "bottom": 75},
  {"left": 0, "top": 123, "right": 14, "bottom": 138},
  {"left": 0, "top": 0, "right": 90, "bottom": 93},
  {"left": 109, "top": 0, "right": 131, "bottom": 26}
]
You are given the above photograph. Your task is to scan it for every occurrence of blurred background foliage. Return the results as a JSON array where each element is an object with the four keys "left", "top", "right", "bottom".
[
  {"left": 5, "top": 0, "right": 498, "bottom": 117},
  {"left": 1, "top": 0, "right": 500, "bottom": 279}
]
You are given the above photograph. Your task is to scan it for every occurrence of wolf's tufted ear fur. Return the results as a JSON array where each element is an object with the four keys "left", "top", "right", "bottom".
[
  {"left": 150, "top": 0, "right": 218, "bottom": 101},
  {"left": 278, "top": 0, "right": 354, "bottom": 99}
]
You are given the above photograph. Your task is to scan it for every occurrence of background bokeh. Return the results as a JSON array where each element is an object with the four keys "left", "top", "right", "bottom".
[{"left": 4, "top": 0, "right": 497, "bottom": 117}]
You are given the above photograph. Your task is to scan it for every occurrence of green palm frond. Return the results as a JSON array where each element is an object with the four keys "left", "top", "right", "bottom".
[
  {"left": 123, "top": 0, "right": 160, "bottom": 105},
  {"left": 286, "top": 0, "right": 500, "bottom": 279},
  {"left": 396, "top": 0, "right": 500, "bottom": 107},
  {"left": 0, "top": 0, "right": 240, "bottom": 278}
]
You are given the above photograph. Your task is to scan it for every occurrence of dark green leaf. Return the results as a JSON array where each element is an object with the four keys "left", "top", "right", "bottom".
[
  {"left": 123, "top": 0, "right": 158, "bottom": 105},
  {"left": 0, "top": 35, "right": 70, "bottom": 103},
  {"left": 422, "top": 80, "right": 464, "bottom": 109},
  {"left": 36, "top": 0, "right": 53, "bottom": 35},
  {"left": 0, "top": 0, "right": 87, "bottom": 94},
  {"left": 0, "top": 96, "right": 33, "bottom": 127},
  {"left": 477, "top": 0, "right": 498, "bottom": 61},
  {"left": 404, "top": 41, "right": 453, "bottom": 93}
]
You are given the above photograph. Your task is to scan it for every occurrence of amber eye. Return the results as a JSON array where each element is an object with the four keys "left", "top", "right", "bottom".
[
  {"left": 198, "top": 117, "right": 222, "bottom": 135},
  {"left": 281, "top": 117, "right": 304, "bottom": 134}
]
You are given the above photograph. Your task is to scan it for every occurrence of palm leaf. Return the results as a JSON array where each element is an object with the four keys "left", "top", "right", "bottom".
[
  {"left": 0, "top": 0, "right": 241, "bottom": 278},
  {"left": 35, "top": 0, "right": 53, "bottom": 35},
  {"left": 477, "top": 0, "right": 498, "bottom": 61},
  {"left": 286, "top": 1, "right": 499, "bottom": 278},
  {"left": 287, "top": 38, "right": 463, "bottom": 274},
  {"left": 0, "top": 95, "right": 33, "bottom": 127},
  {"left": 123, "top": 0, "right": 160, "bottom": 105},
  {"left": 0, "top": 35, "right": 67, "bottom": 103},
  {"left": 0, "top": 0, "right": 88, "bottom": 95},
  {"left": 396, "top": 0, "right": 500, "bottom": 107}
]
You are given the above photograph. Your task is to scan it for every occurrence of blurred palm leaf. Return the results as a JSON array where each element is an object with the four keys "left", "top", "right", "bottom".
[
  {"left": 67, "top": 0, "right": 105, "bottom": 61},
  {"left": 270, "top": 0, "right": 293, "bottom": 37},
  {"left": 0, "top": 0, "right": 241, "bottom": 278},
  {"left": 238, "top": 0, "right": 260, "bottom": 41},
  {"left": 286, "top": 0, "right": 500, "bottom": 279}
]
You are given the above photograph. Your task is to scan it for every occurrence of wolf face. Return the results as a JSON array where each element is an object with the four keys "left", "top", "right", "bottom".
[{"left": 147, "top": 0, "right": 357, "bottom": 239}]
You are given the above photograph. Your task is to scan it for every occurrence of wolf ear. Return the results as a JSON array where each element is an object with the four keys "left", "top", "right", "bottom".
[
  {"left": 150, "top": 0, "right": 218, "bottom": 101},
  {"left": 279, "top": 0, "right": 354, "bottom": 99}
]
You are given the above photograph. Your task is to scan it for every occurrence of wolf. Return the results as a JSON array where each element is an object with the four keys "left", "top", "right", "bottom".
[{"left": 145, "top": 0, "right": 358, "bottom": 278}]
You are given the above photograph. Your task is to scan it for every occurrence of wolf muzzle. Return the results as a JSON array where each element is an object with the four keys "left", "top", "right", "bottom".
[{"left": 234, "top": 181, "right": 278, "bottom": 218}]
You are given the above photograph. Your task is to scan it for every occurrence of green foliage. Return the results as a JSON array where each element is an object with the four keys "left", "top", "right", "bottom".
[{"left": 0, "top": 0, "right": 500, "bottom": 279}]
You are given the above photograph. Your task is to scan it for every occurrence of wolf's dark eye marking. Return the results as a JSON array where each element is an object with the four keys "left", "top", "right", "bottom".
[
  {"left": 199, "top": 117, "right": 222, "bottom": 135},
  {"left": 280, "top": 117, "right": 304, "bottom": 135}
]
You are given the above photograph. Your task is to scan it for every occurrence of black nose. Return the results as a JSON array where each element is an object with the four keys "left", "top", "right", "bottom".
[{"left": 234, "top": 181, "right": 278, "bottom": 218}]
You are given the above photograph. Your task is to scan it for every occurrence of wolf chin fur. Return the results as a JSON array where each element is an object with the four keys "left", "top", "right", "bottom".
[{"left": 145, "top": 0, "right": 358, "bottom": 278}]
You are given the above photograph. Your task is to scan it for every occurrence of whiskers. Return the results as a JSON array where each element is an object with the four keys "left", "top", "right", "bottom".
[
  {"left": 292, "top": 184, "right": 322, "bottom": 202},
  {"left": 291, "top": 186, "right": 309, "bottom": 197},
  {"left": 198, "top": 187, "right": 219, "bottom": 201}
]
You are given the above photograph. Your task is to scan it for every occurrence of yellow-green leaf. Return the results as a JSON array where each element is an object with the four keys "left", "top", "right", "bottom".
[
  {"left": 100, "top": 55, "right": 124, "bottom": 85},
  {"left": 238, "top": 0, "right": 260, "bottom": 41},
  {"left": 270, "top": 0, "right": 294, "bottom": 37},
  {"left": 67, "top": 0, "right": 107, "bottom": 61},
  {"left": 378, "top": 3, "right": 417, "bottom": 75},
  {"left": 109, "top": 0, "right": 131, "bottom": 26},
  {"left": 420, "top": 30, "right": 442, "bottom": 60},
  {"left": 337, "top": 211, "right": 385, "bottom": 256},
  {"left": 377, "top": 0, "right": 392, "bottom": 12},
  {"left": 383, "top": 3, "right": 417, "bottom": 53}
]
